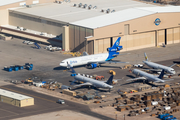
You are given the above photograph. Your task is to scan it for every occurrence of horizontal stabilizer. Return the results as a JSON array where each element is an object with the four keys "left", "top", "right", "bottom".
[{"left": 169, "top": 63, "right": 177, "bottom": 68}]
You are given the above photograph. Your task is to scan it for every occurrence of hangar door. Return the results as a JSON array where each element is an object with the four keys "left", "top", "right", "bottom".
[
  {"left": 113, "top": 32, "right": 155, "bottom": 51},
  {"left": 166, "top": 28, "right": 180, "bottom": 44},
  {"left": 94, "top": 38, "right": 110, "bottom": 54}
]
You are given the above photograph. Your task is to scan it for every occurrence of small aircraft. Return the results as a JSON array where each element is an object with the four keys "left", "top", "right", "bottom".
[
  {"left": 127, "top": 69, "right": 173, "bottom": 83},
  {"left": 70, "top": 67, "right": 114, "bottom": 91},
  {"left": 60, "top": 37, "right": 128, "bottom": 69},
  {"left": 143, "top": 53, "right": 176, "bottom": 75}
]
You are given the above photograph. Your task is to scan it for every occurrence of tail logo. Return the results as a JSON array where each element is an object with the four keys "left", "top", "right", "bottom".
[
  {"left": 145, "top": 56, "right": 148, "bottom": 60},
  {"left": 116, "top": 41, "right": 119, "bottom": 46}
]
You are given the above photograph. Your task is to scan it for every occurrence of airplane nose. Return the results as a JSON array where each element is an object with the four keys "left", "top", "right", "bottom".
[{"left": 109, "top": 86, "right": 113, "bottom": 89}]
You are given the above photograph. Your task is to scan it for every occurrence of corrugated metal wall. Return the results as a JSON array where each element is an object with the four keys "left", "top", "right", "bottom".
[
  {"left": 69, "top": 25, "right": 93, "bottom": 54},
  {"left": 9, "top": 12, "right": 66, "bottom": 36}
]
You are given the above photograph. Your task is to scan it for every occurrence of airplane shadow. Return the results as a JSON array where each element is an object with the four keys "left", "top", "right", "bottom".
[
  {"left": 53, "top": 66, "right": 68, "bottom": 70},
  {"left": 71, "top": 86, "right": 110, "bottom": 92},
  {"left": 173, "top": 61, "right": 180, "bottom": 64},
  {"left": 53, "top": 65, "right": 86, "bottom": 71},
  {"left": 126, "top": 75, "right": 135, "bottom": 79}
]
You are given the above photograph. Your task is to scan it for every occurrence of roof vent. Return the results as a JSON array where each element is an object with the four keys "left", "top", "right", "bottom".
[
  {"left": 93, "top": 6, "right": 97, "bottom": 9},
  {"left": 73, "top": 4, "right": 76, "bottom": 7},
  {"left": 88, "top": 5, "right": 92, "bottom": 9},
  {"left": 83, "top": 4, "right": 87, "bottom": 8},
  {"left": 111, "top": 10, "right": 115, "bottom": 13},
  {"left": 101, "top": 9, "right": 104, "bottom": 12},
  {"left": 106, "top": 9, "right": 110, "bottom": 13},
  {"left": 79, "top": 3, "right": 82, "bottom": 7}
]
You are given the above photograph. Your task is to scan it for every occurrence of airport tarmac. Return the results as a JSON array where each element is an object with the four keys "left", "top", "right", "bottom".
[
  {"left": 0, "top": 38, "right": 180, "bottom": 85},
  {"left": 0, "top": 38, "right": 180, "bottom": 119},
  {"left": 0, "top": 85, "right": 113, "bottom": 120}
]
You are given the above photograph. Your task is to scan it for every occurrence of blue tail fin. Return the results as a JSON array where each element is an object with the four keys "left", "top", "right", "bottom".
[
  {"left": 106, "top": 75, "right": 114, "bottom": 85},
  {"left": 112, "top": 37, "right": 121, "bottom": 48},
  {"left": 106, "top": 37, "right": 122, "bottom": 61},
  {"left": 144, "top": 52, "right": 148, "bottom": 61},
  {"left": 158, "top": 69, "right": 165, "bottom": 79}
]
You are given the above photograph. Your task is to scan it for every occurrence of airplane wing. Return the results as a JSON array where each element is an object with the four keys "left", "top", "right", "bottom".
[
  {"left": 82, "top": 52, "right": 89, "bottom": 56},
  {"left": 88, "top": 61, "right": 129, "bottom": 64},
  {"left": 126, "top": 77, "right": 147, "bottom": 81},
  {"left": 99, "top": 61, "right": 129, "bottom": 64},
  {"left": 143, "top": 69, "right": 162, "bottom": 72},
  {"left": 73, "top": 82, "right": 92, "bottom": 87}
]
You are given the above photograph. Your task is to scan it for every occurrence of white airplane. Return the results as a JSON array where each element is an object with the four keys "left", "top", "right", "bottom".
[
  {"left": 143, "top": 53, "right": 176, "bottom": 75},
  {"left": 128, "top": 69, "right": 173, "bottom": 83},
  {"left": 70, "top": 67, "right": 114, "bottom": 91},
  {"left": 60, "top": 37, "right": 128, "bottom": 68}
]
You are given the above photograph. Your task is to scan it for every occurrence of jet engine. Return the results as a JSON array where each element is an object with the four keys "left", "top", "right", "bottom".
[
  {"left": 90, "top": 63, "right": 97, "bottom": 68},
  {"left": 107, "top": 46, "right": 123, "bottom": 52}
]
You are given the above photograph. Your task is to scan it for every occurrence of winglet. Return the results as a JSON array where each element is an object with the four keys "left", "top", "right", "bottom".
[
  {"left": 106, "top": 75, "right": 114, "bottom": 85},
  {"left": 158, "top": 69, "right": 165, "bottom": 79},
  {"left": 144, "top": 52, "right": 149, "bottom": 61}
]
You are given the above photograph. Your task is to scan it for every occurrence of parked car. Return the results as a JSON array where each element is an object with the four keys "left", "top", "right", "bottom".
[{"left": 57, "top": 99, "right": 65, "bottom": 104}]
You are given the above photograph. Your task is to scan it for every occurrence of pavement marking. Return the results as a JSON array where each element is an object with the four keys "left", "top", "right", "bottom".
[
  {"left": 0, "top": 87, "right": 56, "bottom": 103},
  {"left": 0, "top": 108, "right": 19, "bottom": 115}
]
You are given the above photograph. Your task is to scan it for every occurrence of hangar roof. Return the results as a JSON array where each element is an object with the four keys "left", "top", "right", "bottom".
[
  {"left": 71, "top": 6, "right": 180, "bottom": 29},
  {"left": 137, "top": 6, "right": 180, "bottom": 13},
  {"left": 0, "top": 88, "right": 33, "bottom": 100},
  {"left": 11, "top": 0, "right": 156, "bottom": 24},
  {"left": 0, "top": 0, "right": 25, "bottom": 7}
]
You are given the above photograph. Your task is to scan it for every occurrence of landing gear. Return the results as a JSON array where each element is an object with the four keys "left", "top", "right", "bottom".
[
  {"left": 143, "top": 80, "right": 148, "bottom": 84},
  {"left": 88, "top": 86, "right": 91, "bottom": 90}
]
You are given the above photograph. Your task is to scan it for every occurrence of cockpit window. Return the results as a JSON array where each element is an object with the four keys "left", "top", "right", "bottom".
[
  {"left": 61, "top": 62, "right": 64, "bottom": 63},
  {"left": 171, "top": 70, "right": 174, "bottom": 71}
]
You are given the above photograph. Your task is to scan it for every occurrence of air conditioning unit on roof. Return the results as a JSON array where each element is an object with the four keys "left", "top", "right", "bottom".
[
  {"left": 73, "top": 3, "right": 76, "bottom": 7},
  {"left": 106, "top": 9, "right": 110, "bottom": 13},
  {"left": 79, "top": 3, "right": 82, "bottom": 7},
  {"left": 93, "top": 6, "right": 97, "bottom": 9},
  {"left": 88, "top": 5, "right": 92, "bottom": 9},
  {"left": 83, "top": 4, "right": 87, "bottom": 8}
]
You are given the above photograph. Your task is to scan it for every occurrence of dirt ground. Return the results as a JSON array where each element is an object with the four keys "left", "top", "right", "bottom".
[{"left": 12, "top": 110, "right": 101, "bottom": 120}]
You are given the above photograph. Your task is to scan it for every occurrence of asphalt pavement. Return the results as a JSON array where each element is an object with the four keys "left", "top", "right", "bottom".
[{"left": 0, "top": 85, "right": 114, "bottom": 120}]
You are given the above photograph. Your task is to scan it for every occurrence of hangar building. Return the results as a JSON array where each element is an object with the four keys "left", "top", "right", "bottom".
[
  {"left": 0, "top": 88, "right": 34, "bottom": 107},
  {"left": 0, "top": 0, "right": 180, "bottom": 54}
]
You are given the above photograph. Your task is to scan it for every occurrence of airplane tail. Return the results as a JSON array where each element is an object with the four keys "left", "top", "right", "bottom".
[
  {"left": 106, "top": 37, "right": 122, "bottom": 60},
  {"left": 144, "top": 52, "right": 149, "bottom": 61},
  {"left": 112, "top": 37, "right": 121, "bottom": 48},
  {"left": 158, "top": 69, "right": 165, "bottom": 79},
  {"left": 106, "top": 75, "right": 114, "bottom": 85}
]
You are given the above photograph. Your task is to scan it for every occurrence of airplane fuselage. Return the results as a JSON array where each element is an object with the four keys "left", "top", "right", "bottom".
[
  {"left": 60, "top": 53, "right": 110, "bottom": 67},
  {"left": 143, "top": 61, "right": 175, "bottom": 75},
  {"left": 74, "top": 74, "right": 113, "bottom": 89},
  {"left": 132, "top": 69, "right": 165, "bottom": 83}
]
